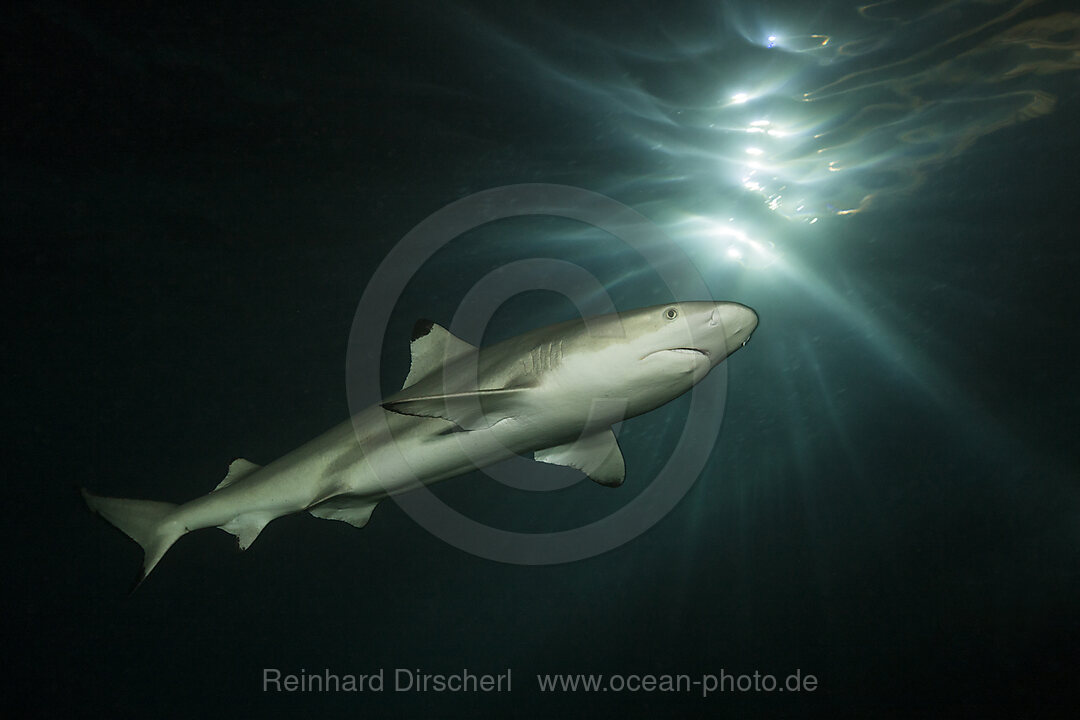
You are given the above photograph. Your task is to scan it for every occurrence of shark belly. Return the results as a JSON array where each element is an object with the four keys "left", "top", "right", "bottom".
[
  {"left": 172, "top": 404, "right": 539, "bottom": 540},
  {"left": 168, "top": 420, "right": 360, "bottom": 538},
  {"left": 331, "top": 405, "right": 547, "bottom": 498}
]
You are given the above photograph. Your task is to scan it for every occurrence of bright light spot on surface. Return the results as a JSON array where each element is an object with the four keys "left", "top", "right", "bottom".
[
  {"left": 745, "top": 147, "right": 764, "bottom": 156},
  {"left": 750, "top": 119, "right": 770, "bottom": 127},
  {"left": 696, "top": 219, "right": 779, "bottom": 269},
  {"left": 743, "top": 179, "right": 763, "bottom": 192},
  {"left": 768, "top": 195, "right": 782, "bottom": 211},
  {"left": 731, "top": 92, "right": 751, "bottom": 104},
  {"left": 809, "top": 217, "right": 819, "bottom": 224},
  {"left": 767, "top": 35, "right": 778, "bottom": 48}
]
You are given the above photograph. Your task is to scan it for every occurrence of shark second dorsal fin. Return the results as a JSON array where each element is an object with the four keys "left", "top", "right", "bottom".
[
  {"left": 402, "top": 319, "right": 479, "bottom": 390},
  {"left": 213, "top": 458, "right": 262, "bottom": 492},
  {"left": 534, "top": 430, "right": 626, "bottom": 487}
]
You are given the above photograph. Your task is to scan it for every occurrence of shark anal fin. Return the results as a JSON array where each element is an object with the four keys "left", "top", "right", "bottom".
[
  {"left": 308, "top": 495, "right": 380, "bottom": 529},
  {"left": 220, "top": 512, "right": 273, "bottom": 550},
  {"left": 402, "top": 320, "right": 479, "bottom": 390},
  {"left": 534, "top": 429, "right": 626, "bottom": 487},
  {"left": 213, "top": 458, "right": 262, "bottom": 492},
  {"left": 382, "top": 387, "right": 530, "bottom": 430}
]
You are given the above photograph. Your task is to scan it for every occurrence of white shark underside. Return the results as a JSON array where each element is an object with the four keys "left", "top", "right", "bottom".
[{"left": 83, "top": 302, "right": 758, "bottom": 585}]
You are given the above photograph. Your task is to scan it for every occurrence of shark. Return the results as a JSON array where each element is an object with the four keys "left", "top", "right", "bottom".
[{"left": 82, "top": 301, "right": 758, "bottom": 584}]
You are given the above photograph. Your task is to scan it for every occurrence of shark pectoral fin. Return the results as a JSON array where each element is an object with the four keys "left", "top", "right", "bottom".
[
  {"left": 534, "top": 429, "right": 626, "bottom": 487},
  {"left": 402, "top": 319, "right": 479, "bottom": 390},
  {"left": 213, "top": 458, "right": 262, "bottom": 492},
  {"left": 382, "top": 387, "right": 531, "bottom": 430},
  {"left": 308, "top": 495, "right": 380, "bottom": 529}
]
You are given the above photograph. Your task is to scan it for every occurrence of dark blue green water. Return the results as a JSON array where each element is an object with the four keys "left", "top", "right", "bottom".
[{"left": 5, "top": 1, "right": 1078, "bottom": 716}]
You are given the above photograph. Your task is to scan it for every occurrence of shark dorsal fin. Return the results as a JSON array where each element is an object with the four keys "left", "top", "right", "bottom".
[
  {"left": 534, "top": 430, "right": 626, "bottom": 487},
  {"left": 213, "top": 458, "right": 262, "bottom": 492},
  {"left": 402, "top": 319, "right": 479, "bottom": 390}
]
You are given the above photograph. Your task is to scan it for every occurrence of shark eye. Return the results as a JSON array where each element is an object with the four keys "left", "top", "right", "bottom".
[{"left": 664, "top": 307, "right": 678, "bottom": 320}]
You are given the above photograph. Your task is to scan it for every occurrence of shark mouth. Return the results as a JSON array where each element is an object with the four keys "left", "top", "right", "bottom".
[{"left": 643, "top": 347, "right": 710, "bottom": 360}]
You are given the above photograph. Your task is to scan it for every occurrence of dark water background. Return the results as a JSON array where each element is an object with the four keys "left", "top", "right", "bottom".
[{"left": 4, "top": 1, "right": 1078, "bottom": 717}]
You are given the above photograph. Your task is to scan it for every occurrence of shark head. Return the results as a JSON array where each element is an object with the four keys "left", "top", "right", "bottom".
[
  {"left": 383, "top": 301, "right": 758, "bottom": 436},
  {"left": 627, "top": 301, "right": 758, "bottom": 370},
  {"left": 549, "top": 301, "right": 759, "bottom": 423}
]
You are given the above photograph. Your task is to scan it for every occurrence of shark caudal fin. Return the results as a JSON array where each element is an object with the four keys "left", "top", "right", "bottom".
[{"left": 81, "top": 488, "right": 184, "bottom": 586}]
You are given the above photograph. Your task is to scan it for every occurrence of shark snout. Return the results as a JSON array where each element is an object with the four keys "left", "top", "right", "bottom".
[
  {"left": 710, "top": 302, "right": 757, "bottom": 330},
  {"left": 708, "top": 302, "right": 758, "bottom": 358}
]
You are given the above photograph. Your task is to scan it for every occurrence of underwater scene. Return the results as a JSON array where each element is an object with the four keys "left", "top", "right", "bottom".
[{"left": 6, "top": 0, "right": 1079, "bottom": 717}]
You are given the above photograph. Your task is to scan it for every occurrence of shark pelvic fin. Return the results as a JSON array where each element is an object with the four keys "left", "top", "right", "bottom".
[
  {"left": 402, "top": 319, "right": 479, "bottom": 390},
  {"left": 308, "top": 495, "right": 380, "bottom": 528},
  {"left": 534, "top": 429, "right": 626, "bottom": 487}
]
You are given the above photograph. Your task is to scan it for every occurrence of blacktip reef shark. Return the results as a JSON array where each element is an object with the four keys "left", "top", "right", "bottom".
[{"left": 83, "top": 302, "right": 758, "bottom": 585}]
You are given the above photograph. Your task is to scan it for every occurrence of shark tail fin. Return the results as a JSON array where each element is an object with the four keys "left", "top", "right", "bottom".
[{"left": 81, "top": 488, "right": 184, "bottom": 588}]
